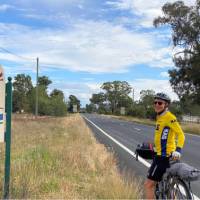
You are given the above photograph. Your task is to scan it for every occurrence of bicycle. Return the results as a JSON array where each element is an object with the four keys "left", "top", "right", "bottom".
[
  {"left": 135, "top": 142, "right": 200, "bottom": 200},
  {"left": 155, "top": 159, "right": 192, "bottom": 199}
]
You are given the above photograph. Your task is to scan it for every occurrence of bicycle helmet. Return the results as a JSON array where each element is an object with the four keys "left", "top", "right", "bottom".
[{"left": 154, "top": 92, "right": 171, "bottom": 104}]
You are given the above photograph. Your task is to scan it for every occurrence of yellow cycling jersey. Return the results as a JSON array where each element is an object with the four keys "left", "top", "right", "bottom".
[{"left": 154, "top": 111, "right": 185, "bottom": 157}]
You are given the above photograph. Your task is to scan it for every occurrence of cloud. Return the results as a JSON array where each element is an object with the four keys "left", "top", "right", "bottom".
[
  {"left": 0, "top": 4, "right": 13, "bottom": 11},
  {"left": 130, "top": 79, "right": 178, "bottom": 101},
  {"left": 0, "top": 20, "right": 173, "bottom": 74},
  {"left": 22, "top": 12, "right": 73, "bottom": 23},
  {"left": 106, "top": 0, "right": 196, "bottom": 27},
  {"left": 3, "top": 65, "right": 34, "bottom": 78},
  {"left": 160, "top": 71, "right": 169, "bottom": 78},
  {"left": 49, "top": 80, "right": 102, "bottom": 106}
]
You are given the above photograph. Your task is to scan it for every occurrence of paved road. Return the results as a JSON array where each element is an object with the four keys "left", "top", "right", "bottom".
[{"left": 82, "top": 113, "right": 200, "bottom": 199}]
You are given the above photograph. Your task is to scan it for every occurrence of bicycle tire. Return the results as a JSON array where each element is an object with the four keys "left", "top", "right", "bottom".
[{"left": 167, "top": 177, "right": 192, "bottom": 199}]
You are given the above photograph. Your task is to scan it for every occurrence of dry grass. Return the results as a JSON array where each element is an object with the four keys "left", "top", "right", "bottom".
[
  {"left": 107, "top": 115, "right": 155, "bottom": 126},
  {"left": 181, "top": 123, "right": 200, "bottom": 135},
  {"left": 0, "top": 114, "right": 142, "bottom": 199}
]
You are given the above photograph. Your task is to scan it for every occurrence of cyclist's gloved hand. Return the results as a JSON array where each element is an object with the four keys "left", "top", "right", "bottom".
[
  {"left": 172, "top": 147, "right": 182, "bottom": 160},
  {"left": 172, "top": 151, "right": 181, "bottom": 159}
]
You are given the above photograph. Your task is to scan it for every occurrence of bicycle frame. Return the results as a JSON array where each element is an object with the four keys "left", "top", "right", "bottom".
[
  {"left": 135, "top": 143, "right": 199, "bottom": 199},
  {"left": 155, "top": 166, "right": 192, "bottom": 199}
]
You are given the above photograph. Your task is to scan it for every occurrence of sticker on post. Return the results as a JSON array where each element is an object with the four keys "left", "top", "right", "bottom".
[{"left": 0, "top": 66, "right": 5, "bottom": 142}]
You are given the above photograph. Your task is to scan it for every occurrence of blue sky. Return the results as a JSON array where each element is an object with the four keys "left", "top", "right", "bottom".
[{"left": 0, "top": 0, "right": 196, "bottom": 106}]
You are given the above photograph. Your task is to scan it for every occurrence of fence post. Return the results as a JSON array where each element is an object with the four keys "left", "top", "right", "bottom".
[{"left": 3, "top": 77, "right": 12, "bottom": 199}]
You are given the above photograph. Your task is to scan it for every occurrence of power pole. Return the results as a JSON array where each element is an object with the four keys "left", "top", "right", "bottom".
[{"left": 35, "top": 57, "right": 39, "bottom": 117}]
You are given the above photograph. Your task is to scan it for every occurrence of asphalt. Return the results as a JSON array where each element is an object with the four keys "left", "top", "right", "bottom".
[{"left": 82, "top": 113, "right": 200, "bottom": 199}]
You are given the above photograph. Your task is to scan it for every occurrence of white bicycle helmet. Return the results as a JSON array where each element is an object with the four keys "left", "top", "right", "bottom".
[{"left": 154, "top": 92, "right": 171, "bottom": 104}]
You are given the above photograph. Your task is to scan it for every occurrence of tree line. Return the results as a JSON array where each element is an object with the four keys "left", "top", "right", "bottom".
[
  {"left": 85, "top": 81, "right": 183, "bottom": 119},
  {"left": 12, "top": 74, "right": 81, "bottom": 116}
]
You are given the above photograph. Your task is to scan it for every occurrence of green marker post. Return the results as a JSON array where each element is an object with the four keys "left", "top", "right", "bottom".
[{"left": 3, "top": 77, "right": 12, "bottom": 199}]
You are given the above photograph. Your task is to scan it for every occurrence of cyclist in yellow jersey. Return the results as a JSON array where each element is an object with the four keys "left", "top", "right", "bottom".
[{"left": 145, "top": 92, "right": 185, "bottom": 199}]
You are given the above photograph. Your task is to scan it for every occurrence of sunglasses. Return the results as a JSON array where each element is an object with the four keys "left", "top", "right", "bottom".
[{"left": 154, "top": 101, "right": 164, "bottom": 106}]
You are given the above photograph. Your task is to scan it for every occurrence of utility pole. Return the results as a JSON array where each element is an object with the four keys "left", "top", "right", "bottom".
[{"left": 35, "top": 57, "right": 39, "bottom": 117}]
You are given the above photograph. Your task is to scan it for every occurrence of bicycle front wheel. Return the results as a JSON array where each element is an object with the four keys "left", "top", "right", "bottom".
[{"left": 168, "top": 177, "right": 192, "bottom": 199}]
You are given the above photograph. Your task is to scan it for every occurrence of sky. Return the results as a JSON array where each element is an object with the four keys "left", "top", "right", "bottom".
[{"left": 0, "top": 0, "right": 196, "bottom": 106}]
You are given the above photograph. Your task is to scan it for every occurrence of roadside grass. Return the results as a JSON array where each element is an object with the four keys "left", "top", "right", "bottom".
[
  {"left": 107, "top": 115, "right": 200, "bottom": 135},
  {"left": 0, "top": 114, "right": 142, "bottom": 199},
  {"left": 181, "top": 123, "right": 200, "bottom": 135},
  {"left": 108, "top": 115, "right": 155, "bottom": 126}
]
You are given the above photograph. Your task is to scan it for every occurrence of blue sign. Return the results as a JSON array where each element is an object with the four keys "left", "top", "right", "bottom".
[{"left": 0, "top": 113, "right": 3, "bottom": 121}]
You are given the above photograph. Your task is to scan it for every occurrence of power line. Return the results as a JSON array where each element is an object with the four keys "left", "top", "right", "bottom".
[
  {"left": 0, "top": 47, "right": 35, "bottom": 61},
  {"left": 0, "top": 47, "right": 71, "bottom": 71},
  {"left": 40, "top": 62, "right": 68, "bottom": 68}
]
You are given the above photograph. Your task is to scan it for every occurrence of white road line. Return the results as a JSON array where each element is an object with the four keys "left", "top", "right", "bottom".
[
  {"left": 186, "top": 132, "right": 200, "bottom": 138},
  {"left": 134, "top": 128, "right": 141, "bottom": 131},
  {"left": 83, "top": 116, "right": 150, "bottom": 167},
  {"left": 83, "top": 115, "right": 200, "bottom": 200}
]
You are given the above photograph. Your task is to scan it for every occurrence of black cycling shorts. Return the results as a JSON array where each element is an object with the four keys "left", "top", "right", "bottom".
[{"left": 147, "top": 156, "right": 170, "bottom": 182}]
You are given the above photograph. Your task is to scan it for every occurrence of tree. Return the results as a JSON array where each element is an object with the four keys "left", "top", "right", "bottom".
[
  {"left": 68, "top": 95, "right": 81, "bottom": 112},
  {"left": 12, "top": 73, "right": 68, "bottom": 116},
  {"left": 28, "top": 86, "right": 50, "bottom": 115},
  {"left": 154, "top": 0, "right": 200, "bottom": 104},
  {"left": 13, "top": 74, "right": 33, "bottom": 112},
  {"left": 86, "top": 103, "right": 97, "bottom": 113},
  {"left": 170, "top": 101, "right": 183, "bottom": 120},
  {"left": 90, "top": 92, "right": 106, "bottom": 111},
  {"left": 90, "top": 93, "right": 105, "bottom": 105},
  {"left": 38, "top": 76, "right": 52, "bottom": 90},
  {"left": 117, "top": 95, "right": 133, "bottom": 115},
  {"left": 101, "top": 81, "right": 132, "bottom": 114},
  {"left": 139, "top": 90, "right": 155, "bottom": 119},
  {"left": 140, "top": 90, "right": 155, "bottom": 108},
  {"left": 49, "top": 89, "right": 67, "bottom": 116},
  {"left": 90, "top": 93, "right": 108, "bottom": 114},
  {"left": 50, "top": 89, "right": 64, "bottom": 100},
  {"left": 127, "top": 103, "right": 146, "bottom": 118}
]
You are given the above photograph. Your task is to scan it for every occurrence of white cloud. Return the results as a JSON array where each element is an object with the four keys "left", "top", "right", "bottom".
[
  {"left": 23, "top": 12, "right": 72, "bottom": 22},
  {"left": 160, "top": 71, "right": 169, "bottom": 78},
  {"left": 130, "top": 79, "right": 178, "bottom": 101},
  {"left": 0, "top": 20, "right": 173, "bottom": 74},
  {"left": 106, "top": 0, "right": 196, "bottom": 27},
  {"left": 0, "top": 4, "right": 13, "bottom": 11},
  {"left": 49, "top": 81, "right": 102, "bottom": 106}
]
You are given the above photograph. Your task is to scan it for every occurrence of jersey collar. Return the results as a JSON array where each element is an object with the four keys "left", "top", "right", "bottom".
[{"left": 158, "top": 108, "right": 168, "bottom": 117}]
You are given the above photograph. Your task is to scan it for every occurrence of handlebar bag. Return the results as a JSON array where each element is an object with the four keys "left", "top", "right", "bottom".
[{"left": 135, "top": 143, "right": 155, "bottom": 160}]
